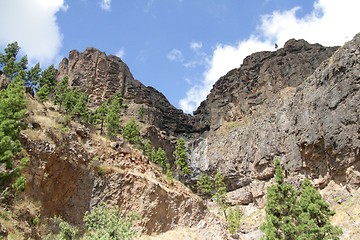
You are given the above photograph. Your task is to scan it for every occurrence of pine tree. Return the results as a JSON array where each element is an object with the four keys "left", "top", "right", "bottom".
[
  {"left": 155, "top": 147, "right": 167, "bottom": 172},
  {"left": 40, "top": 64, "right": 57, "bottom": 91},
  {"left": 261, "top": 159, "right": 298, "bottom": 239},
  {"left": 26, "top": 63, "right": 41, "bottom": 92},
  {"left": 0, "top": 42, "right": 20, "bottom": 66},
  {"left": 122, "top": 117, "right": 141, "bottom": 146},
  {"left": 197, "top": 173, "right": 213, "bottom": 197},
  {"left": 296, "top": 179, "right": 342, "bottom": 240},
  {"left": 227, "top": 206, "right": 242, "bottom": 236},
  {"left": 37, "top": 84, "right": 50, "bottom": 102},
  {"left": 3, "top": 57, "right": 15, "bottom": 78},
  {"left": 106, "top": 94, "right": 122, "bottom": 140},
  {"left": 0, "top": 72, "right": 26, "bottom": 171},
  {"left": 138, "top": 105, "right": 145, "bottom": 122},
  {"left": 72, "top": 90, "right": 89, "bottom": 122},
  {"left": 174, "top": 137, "right": 191, "bottom": 176},
  {"left": 144, "top": 139, "right": 152, "bottom": 161},
  {"left": 93, "top": 100, "right": 108, "bottom": 134},
  {"left": 54, "top": 76, "right": 69, "bottom": 111},
  {"left": 0, "top": 42, "right": 27, "bottom": 79},
  {"left": 213, "top": 171, "right": 228, "bottom": 215}
]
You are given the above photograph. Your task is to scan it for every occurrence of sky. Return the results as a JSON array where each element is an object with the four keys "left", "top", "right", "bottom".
[{"left": 0, "top": 0, "right": 359, "bottom": 113}]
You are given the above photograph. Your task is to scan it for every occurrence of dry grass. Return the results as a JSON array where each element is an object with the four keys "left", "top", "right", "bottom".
[
  {"left": 135, "top": 227, "right": 201, "bottom": 240},
  {"left": 0, "top": 196, "right": 41, "bottom": 240}
]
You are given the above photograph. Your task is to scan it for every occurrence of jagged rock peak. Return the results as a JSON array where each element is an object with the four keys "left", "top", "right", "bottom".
[
  {"left": 194, "top": 38, "right": 339, "bottom": 130},
  {"left": 57, "top": 47, "right": 203, "bottom": 135}
]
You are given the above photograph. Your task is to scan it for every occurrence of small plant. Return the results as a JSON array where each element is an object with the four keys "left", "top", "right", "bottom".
[
  {"left": 0, "top": 209, "right": 10, "bottom": 220},
  {"left": 53, "top": 216, "right": 79, "bottom": 240},
  {"left": 60, "top": 126, "right": 70, "bottom": 134},
  {"left": 165, "top": 163, "right": 174, "bottom": 183},
  {"left": 212, "top": 171, "right": 228, "bottom": 216},
  {"left": 138, "top": 105, "right": 145, "bottom": 122},
  {"left": 197, "top": 173, "right": 213, "bottom": 197},
  {"left": 122, "top": 117, "right": 142, "bottom": 146},
  {"left": 97, "top": 165, "right": 107, "bottom": 176},
  {"left": 174, "top": 138, "right": 191, "bottom": 176},
  {"left": 32, "top": 216, "right": 39, "bottom": 225},
  {"left": 12, "top": 174, "right": 26, "bottom": 192},
  {"left": 144, "top": 139, "right": 152, "bottom": 161},
  {"left": 92, "top": 155, "right": 100, "bottom": 165},
  {"left": 227, "top": 206, "right": 242, "bottom": 235},
  {"left": 37, "top": 84, "right": 49, "bottom": 102}
]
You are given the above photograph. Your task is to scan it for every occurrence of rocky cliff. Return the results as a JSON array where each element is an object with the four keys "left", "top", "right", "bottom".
[
  {"left": 189, "top": 35, "right": 360, "bottom": 208},
  {"left": 12, "top": 34, "right": 358, "bottom": 239},
  {"left": 57, "top": 48, "right": 202, "bottom": 135},
  {"left": 21, "top": 99, "right": 208, "bottom": 236},
  {"left": 194, "top": 39, "right": 339, "bottom": 131}
]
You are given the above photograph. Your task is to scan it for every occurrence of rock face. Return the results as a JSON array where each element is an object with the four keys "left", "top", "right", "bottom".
[
  {"left": 22, "top": 104, "right": 206, "bottom": 234},
  {"left": 189, "top": 35, "right": 360, "bottom": 205},
  {"left": 57, "top": 48, "right": 200, "bottom": 135},
  {"left": 194, "top": 39, "right": 339, "bottom": 131}
]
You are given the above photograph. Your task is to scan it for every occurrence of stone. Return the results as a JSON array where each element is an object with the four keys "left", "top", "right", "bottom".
[
  {"left": 57, "top": 48, "right": 203, "bottom": 135},
  {"left": 110, "top": 141, "right": 120, "bottom": 149},
  {"left": 189, "top": 35, "right": 360, "bottom": 205},
  {"left": 0, "top": 223, "right": 7, "bottom": 237},
  {"left": 76, "top": 126, "right": 89, "bottom": 138}
]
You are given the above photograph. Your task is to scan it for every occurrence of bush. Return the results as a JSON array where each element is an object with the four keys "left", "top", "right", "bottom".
[
  {"left": 12, "top": 174, "right": 26, "bottom": 192},
  {"left": 83, "top": 204, "right": 140, "bottom": 240},
  {"left": 212, "top": 171, "right": 227, "bottom": 215},
  {"left": 174, "top": 138, "right": 191, "bottom": 176},
  {"left": 261, "top": 158, "right": 342, "bottom": 239},
  {"left": 227, "top": 206, "right": 242, "bottom": 236},
  {"left": 122, "top": 117, "right": 141, "bottom": 146},
  {"left": 52, "top": 216, "right": 79, "bottom": 240},
  {"left": 197, "top": 173, "right": 213, "bottom": 197}
]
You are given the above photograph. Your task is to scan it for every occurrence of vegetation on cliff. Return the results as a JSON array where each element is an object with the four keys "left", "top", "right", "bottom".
[{"left": 261, "top": 159, "right": 342, "bottom": 239}]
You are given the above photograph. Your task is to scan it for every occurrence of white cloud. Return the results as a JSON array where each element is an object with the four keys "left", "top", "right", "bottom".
[
  {"left": 115, "top": 48, "right": 125, "bottom": 59},
  {"left": 167, "top": 49, "right": 184, "bottom": 62},
  {"left": 0, "top": 0, "right": 67, "bottom": 66},
  {"left": 100, "top": 0, "right": 111, "bottom": 11},
  {"left": 179, "top": 0, "right": 360, "bottom": 113},
  {"left": 190, "top": 41, "right": 203, "bottom": 51}
]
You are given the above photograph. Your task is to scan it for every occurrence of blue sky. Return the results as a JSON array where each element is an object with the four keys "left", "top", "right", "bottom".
[{"left": 0, "top": 0, "right": 359, "bottom": 113}]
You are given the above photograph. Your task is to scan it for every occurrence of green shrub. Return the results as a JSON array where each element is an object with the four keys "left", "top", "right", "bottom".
[
  {"left": 174, "top": 138, "right": 191, "bottom": 176},
  {"left": 122, "top": 117, "right": 141, "bottom": 146},
  {"left": 261, "top": 159, "right": 342, "bottom": 239},
  {"left": 83, "top": 204, "right": 140, "bottom": 240},
  {"left": 197, "top": 173, "right": 213, "bottom": 197},
  {"left": 212, "top": 171, "right": 227, "bottom": 214},
  {"left": 227, "top": 206, "right": 242, "bottom": 235},
  {"left": 53, "top": 216, "right": 79, "bottom": 240},
  {"left": 12, "top": 174, "right": 26, "bottom": 192}
]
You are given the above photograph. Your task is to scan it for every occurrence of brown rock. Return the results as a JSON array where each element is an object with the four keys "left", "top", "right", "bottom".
[{"left": 57, "top": 48, "right": 202, "bottom": 135}]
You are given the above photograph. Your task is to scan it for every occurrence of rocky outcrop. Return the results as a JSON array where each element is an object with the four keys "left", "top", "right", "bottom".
[
  {"left": 189, "top": 35, "right": 359, "bottom": 206},
  {"left": 194, "top": 39, "right": 339, "bottom": 131},
  {"left": 57, "top": 48, "right": 201, "bottom": 135},
  {"left": 21, "top": 101, "right": 206, "bottom": 235}
]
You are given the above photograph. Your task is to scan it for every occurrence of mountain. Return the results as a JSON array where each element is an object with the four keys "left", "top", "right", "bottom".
[
  {"left": 1, "top": 34, "right": 358, "bottom": 239},
  {"left": 55, "top": 34, "right": 359, "bottom": 238},
  {"left": 57, "top": 48, "right": 206, "bottom": 135},
  {"left": 189, "top": 35, "right": 359, "bottom": 207}
]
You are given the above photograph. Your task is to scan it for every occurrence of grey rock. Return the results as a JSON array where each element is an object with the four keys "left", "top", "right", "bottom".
[
  {"left": 189, "top": 35, "right": 359, "bottom": 203},
  {"left": 57, "top": 48, "right": 202, "bottom": 135}
]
